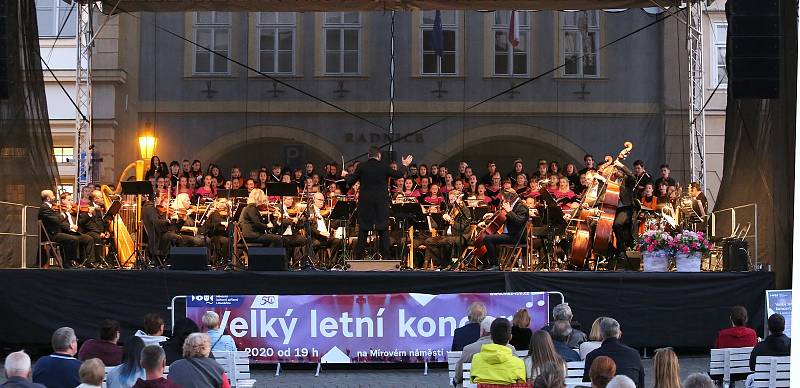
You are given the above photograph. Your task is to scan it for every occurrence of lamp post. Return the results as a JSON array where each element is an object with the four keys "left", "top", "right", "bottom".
[{"left": 136, "top": 120, "right": 158, "bottom": 181}]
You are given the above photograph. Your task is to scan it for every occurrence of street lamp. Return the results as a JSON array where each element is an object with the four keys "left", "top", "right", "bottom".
[{"left": 138, "top": 120, "right": 158, "bottom": 160}]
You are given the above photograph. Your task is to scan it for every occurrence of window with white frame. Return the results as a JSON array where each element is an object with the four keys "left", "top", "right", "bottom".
[
  {"left": 421, "top": 11, "right": 458, "bottom": 75},
  {"left": 713, "top": 22, "right": 728, "bottom": 87},
  {"left": 53, "top": 147, "right": 73, "bottom": 163},
  {"left": 492, "top": 11, "right": 531, "bottom": 76},
  {"left": 257, "top": 12, "right": 296, "bottom": 74},
  {"left": 560, "top": 11, "right": 600, "bottom": 77},
  {"left": 36, "top": 0, "right": 76, "bottom": 37},
  {"left": 193, "top": 12, "right": 232, "bottom": 75},
  {"left": 57, "top": 184, "right": 74, "bottom": 196},
  {"left": 323, "top": 12, "right": 361, "bottom": 75}
]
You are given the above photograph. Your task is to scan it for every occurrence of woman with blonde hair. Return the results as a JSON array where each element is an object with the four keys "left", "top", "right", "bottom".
[
  {"left": 510, "top": 308, "right": 533, "bottom": 350},
  {"left": 168, "top": 333, "right": 230, "bottom": 388},
  {"left": 653, "top": 347, "right": 681, "bottom": 388},
  {"left": 524, "top": 330, "right": 565, "bottom": 382},
  {"left": 580, "top": 317, "right": 607, "bottom": 359}
]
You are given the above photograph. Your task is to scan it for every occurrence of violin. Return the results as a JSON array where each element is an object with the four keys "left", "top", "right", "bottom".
[{"left": 52, "top": 204, "right": 93, "bottom": 214}]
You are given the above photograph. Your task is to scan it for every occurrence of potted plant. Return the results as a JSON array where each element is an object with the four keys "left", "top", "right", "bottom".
[
  {"left": 671, "top": 231, "right": 712, "bottom": 272},
  {"left": 638, "top": 230, "right": 673, "bottom": 272}
]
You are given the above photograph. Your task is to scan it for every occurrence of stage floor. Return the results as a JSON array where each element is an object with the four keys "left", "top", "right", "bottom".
[{"left": 1, "top": 269, "right": 773, "bottom": 349}]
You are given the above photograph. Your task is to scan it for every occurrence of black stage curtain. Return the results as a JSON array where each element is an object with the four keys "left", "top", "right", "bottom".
[
  {"left": 714, "top": 0, "right": 797, "bottom": 288},
  {"left": 0, "top": 270, "right": 772, "bottom": 349},
  {"left": 0, "top": 0, "right": 60, "bottom": 268}
]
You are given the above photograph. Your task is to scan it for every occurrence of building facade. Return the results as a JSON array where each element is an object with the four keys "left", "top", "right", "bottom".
[{"left": 38, "top": 6, "right": 728, "bottom": 208}]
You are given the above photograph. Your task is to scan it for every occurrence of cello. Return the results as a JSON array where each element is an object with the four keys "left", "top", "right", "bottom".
[
  {"left": 591, "top": 142, "right": 633, "bottom": 256},
  {"left": 467, "top": 196, "right": 517, "bottom": 261}
]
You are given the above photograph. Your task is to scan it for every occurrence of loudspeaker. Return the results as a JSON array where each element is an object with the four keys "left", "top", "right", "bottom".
[
  {"left": 167, "top": 247, "right": 209, "bottom": 270},
  {"left": 248, "top": 247, "right": 287, "bottom": 271},
  {"left": 723, "top": 240, "right": 749, "bottom": 271},
  {"left": 726, "top": 0, "right": 781, "bottom": 99}
]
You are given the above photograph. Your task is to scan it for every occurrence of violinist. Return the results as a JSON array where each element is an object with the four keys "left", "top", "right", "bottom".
[
  {"left": 307, "top": 192, "right": 340, "bottom": 258},
  {"left": 38, "top": 190, "right": 91, "bottom": 268},
  {"left": 421, "top": 191, "right": 473, "bottom": 269},
  {"left": 632, "top": 160, "right": 652, "bottom": 199},
  {"left": 481, "top": 189, "right": 528, "bottom": 271},
  {"left": 78, "top": 190, "right": 110, "bottom": 266},
  {"left": 688, "top": 182, "right": 709, "bottom": 231},
  {"left": 202, "top": 198, "right": 230, "bottom": 267},
  {"left": 169, "top": 193, "right": 205, "bottom": 247},
  {"left": 238, "top": 189, "right": 282, "bottom": 247}
]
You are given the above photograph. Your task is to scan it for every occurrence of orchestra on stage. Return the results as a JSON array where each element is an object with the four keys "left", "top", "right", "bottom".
[{"left": 38, "top": 142, "right": 710, "bottom": 271}]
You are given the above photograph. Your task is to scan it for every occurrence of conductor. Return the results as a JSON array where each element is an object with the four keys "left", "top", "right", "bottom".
[{"left": 344, "top": 146, "right": 412, "bottom": 259}]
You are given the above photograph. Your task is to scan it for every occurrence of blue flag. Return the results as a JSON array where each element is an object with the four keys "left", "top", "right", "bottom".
[{"left": 432, "top": 10, "right": 444, "bottom": 57}]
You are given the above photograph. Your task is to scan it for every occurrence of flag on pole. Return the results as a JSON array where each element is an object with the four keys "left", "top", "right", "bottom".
[
  {"left": 508, "top": 10, "right": 520, "bottom": 48},
  {"left": 432, "top": 10, "right": 444, "bottom": 57}
]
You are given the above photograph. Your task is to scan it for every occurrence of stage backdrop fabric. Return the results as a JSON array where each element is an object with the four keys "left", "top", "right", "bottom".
[{"left": 0, "top": 270, "right": 773, "bottom": 350}]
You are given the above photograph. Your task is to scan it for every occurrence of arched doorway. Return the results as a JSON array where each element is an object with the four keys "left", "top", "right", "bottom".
[
  {"left": 194, "top": 125, "right": 346, "bottom": 171},
  {"left": 424, "top": 123, "right": 586, "bottom": 173}
]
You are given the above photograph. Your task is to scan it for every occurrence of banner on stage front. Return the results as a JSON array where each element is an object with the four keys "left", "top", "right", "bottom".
[
  {"left": 765, "top": 289, "right": 791, "bottom": 338},
  {"left": 186, "top": 292, "right": 549, "bottom": 363}
]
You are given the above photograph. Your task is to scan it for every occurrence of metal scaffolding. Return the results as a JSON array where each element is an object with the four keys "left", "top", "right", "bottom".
[
  {"left": 687, "top": 1, "right": 706, "bottom": 189},
  {"left": 74, "top": 0, "right": 94, "bottom": 191}
]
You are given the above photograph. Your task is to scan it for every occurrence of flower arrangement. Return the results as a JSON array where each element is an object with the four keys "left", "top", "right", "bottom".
[
  {"left": 671, "top": 231, "right": 713, "bottom": 255},
  {"left": 638, "top": 230, "right": 674, "bottom": 252}
]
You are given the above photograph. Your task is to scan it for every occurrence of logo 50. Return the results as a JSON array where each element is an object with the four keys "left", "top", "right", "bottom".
[{"left": 250, "top": 295, "right": 279, "bottom": 309}]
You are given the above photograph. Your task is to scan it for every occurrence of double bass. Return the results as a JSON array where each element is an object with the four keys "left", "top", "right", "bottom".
[{"left": 591, "top": 142, "right": 633, "bottom": 256}]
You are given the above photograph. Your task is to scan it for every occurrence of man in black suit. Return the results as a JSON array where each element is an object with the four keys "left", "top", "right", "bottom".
[
  {"left": 583, "top": 317, "right": 645, "bottom": 388},
  {"left": 38, "top": 190, "right": 93, "bottom": 267},
  {"left": 451, "top": 302, "right": 486, "bottom": 351},
  {"left": 78, "top": 190, "right": 110, "bottom": 266},
  {"left": 482, "top": 189, "right": 529, "bottom": 271},
  {"left": 343, "top": 146, "right": 411, "bottom": 260},
  {"left": 608, "top": 158, "right": 638, "bottom": 256}
]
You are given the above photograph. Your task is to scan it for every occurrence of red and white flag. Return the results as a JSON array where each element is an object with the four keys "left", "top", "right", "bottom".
[{"left": 508, "top": 10, "right": 520, "bottom": 48}]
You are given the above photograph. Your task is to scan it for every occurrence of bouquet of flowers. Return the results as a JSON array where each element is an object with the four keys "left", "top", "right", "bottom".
[
  {"left": 671, "top": 230, "right": 713, "bottom": 255},
  {"left": 638, "top": 230, "right": 674, "bottom": 253}
]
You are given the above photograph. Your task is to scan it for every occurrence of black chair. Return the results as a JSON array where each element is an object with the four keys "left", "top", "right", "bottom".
[{"left": 38, "top": 221, "right": 63, "bottom": 269}]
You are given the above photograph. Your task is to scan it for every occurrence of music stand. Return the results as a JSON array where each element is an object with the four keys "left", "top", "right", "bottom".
[
  {"left": 120, "top": 181, "right": 153, "bottom": 269},
  {"left": 390, "top": 203, "right": 424, "bottom": 269},
  {"left": 266, "top": 183, "right": 299, "bottom": 197},
  {"left": 329, "top": 200, "right": 358, "bottom": 264},
  {"left": 538, "top": 188, "right": 566, "bottom": 270}
]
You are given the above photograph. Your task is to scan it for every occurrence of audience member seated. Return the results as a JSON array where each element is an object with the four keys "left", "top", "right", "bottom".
[
  {"left": 133, "top": 346, "right": 182, "bottom": 388},
  {"left": 2, "top": 351, "right": 46, "bottom": 388},
  {"left": 583, "top": 318, "right": 644, "bottom": 388},
  {"left": 107, "top": 337, "right": 145, "bottom": 388},
  {"left": 456, "top": 316, "right": 516, "bottom": 388},
  {"left": 580, "top": 317, "right": 606, "bottom": 360},
  {"left": 653, "top": 347, "right": 680, "bottom": 388},
  {"left": 542, "top": 303, "right": 587, "bottom": 348},
  {"left": 509, "top": 308, "right": 533, "bottom": 351},
  {"left": 202, "top": 311, "right": 237, "bottom": 353},
  {"left": 76, "top": 358, "right": 104, "bottom": 388},
  {"left": 606, "top": 375, "right": 636, "bottom": 388},
  {"left": 78, "top": 319, "right": 123, "bottom": 366},
  {"left": 452, "top": 302, "right": 486, "bottom": 351},
  {"left": 588, "top": 356, "right": 616, "bottom": 388},
  {"left": 162, "top": 318, "right": 199, "bottom": 365},
  {"left": 683, "top": 373, "right": 715, "bottom": 388},
  {"left": 715, "top": 306, "right": 758, "bottom": 349},
  {"left": 551, "top": 320, "right": 580, "bottom": 362},
  {"left": 748, "top": 313, "right": 791, "bottom": 371},
  {"left": 135, "top": 313, "right": 168, "bottom": 347},
  {"left": 168, "top": 333, "right": 231, "bottom": 388},
  {"left": 524, "top": 330, "right": 564, "bottom": 382},
  {"left": 470, "top": 317, "right": 526, "bottom": 385},
  {"left": 32, "top": 327, "right": 81, "bottom": 388},
  {"left": 532, "top": 362, "right": 566, "bottom": 388}
]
